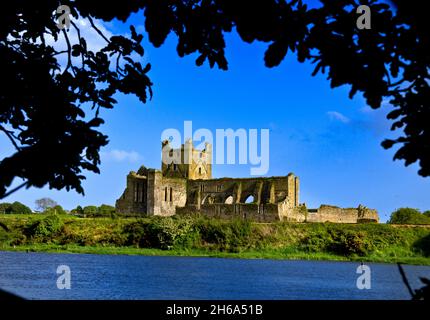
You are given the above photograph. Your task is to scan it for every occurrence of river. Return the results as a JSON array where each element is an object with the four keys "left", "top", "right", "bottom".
[{"left": 0, "top": 251, "right": 429, "bottom": 299}]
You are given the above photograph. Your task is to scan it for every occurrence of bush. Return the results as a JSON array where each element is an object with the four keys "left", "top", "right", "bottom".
[
  {"left": 414, "top": 233, "right": 430, "bottom": 257},
  {"left": 196, "top": 218, "right": 252, "bottom": 251},
  {"left": 27, "top": 215, "right": 64, "bottom": 238},
  {"left": 300, "top": 233, "right": 329, "bottom": 252},
  {"left": 388, "top": 208, "right": 430, "bottom": 225},
  {"left": 124, "top": 217, "right": 196, "bottom": 249},
  {"left": 328, "top": 229, "right": 374, "bottom": 256},
  {"left": 146, "top": 216, "right": 195, "bottom": 249},
  {"left": 124, "top": 220, "right": 147, "bottom": 247}
]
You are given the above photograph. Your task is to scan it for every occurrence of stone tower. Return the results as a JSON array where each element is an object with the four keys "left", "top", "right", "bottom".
[{"left": 161, "top": 139, "right": 212, "bottom": 180}]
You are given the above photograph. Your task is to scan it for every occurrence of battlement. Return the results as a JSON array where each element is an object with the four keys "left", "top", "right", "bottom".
[{"left": 161, "top": 139, "right": 212, "bottom": 180}]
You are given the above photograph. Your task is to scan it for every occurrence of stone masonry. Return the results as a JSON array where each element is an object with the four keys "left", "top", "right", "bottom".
[{"left": 115, "top": 141, "right": 379, "bottom": 223}]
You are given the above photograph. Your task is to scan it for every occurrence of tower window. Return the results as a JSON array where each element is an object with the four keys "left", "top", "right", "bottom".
[
  {"left": 134, "top": 182, "right": 139, "bottom": 202},
  {"left": 199, "top": 167, "right": 202, "bottom": 175},
  {"left": 164, "top": 187, "right": 168, "bottom": 201},
  {"left": 173, "top": 164, "right": 177, "bottom": 171},
  {"left": 170, "top": 187, "right": 173, "bottom": 202}
]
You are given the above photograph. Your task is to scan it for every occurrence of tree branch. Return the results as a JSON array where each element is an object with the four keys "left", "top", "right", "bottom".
[
  {"left": 70, "top": 20, "right": 85, "bottom": 68},
  {"left": 88, "top": 16, "right": 110, "bottom": 43},
  {"left": 0, "top": 181, "right": 28, "bottom": 200},
  {"left": 397, "top": 263, "right": 416, "bottom": 299},
  {"left": 0, "top": 125, "right": 21, "bottom": 151},
  {"left": 62, "top": 29, "right": 75, "bottom": 76}
]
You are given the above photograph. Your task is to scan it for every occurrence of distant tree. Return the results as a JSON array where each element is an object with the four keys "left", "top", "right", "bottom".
[
  {"left": 6, "top": 201, "right": 32, "bottom": 215},
  {"left": 0, "top": 203, "right": 12, "bottom": 214},
  {"left": 423, "top": 211, "right": 430, "bottom": 218},
  {"left": 0, "top": 0, "right": 428, "bottom": 200},
  {"left": 44, "top": 205, "right": 67, "bottom": 215},
  {"left": 83, "top": 205, "right": 98, "bottom": 216},
  {"left": 35, "top": 198, "right": 58, "bottom": 212},
  {"left": 98, "top": 204, "right": 115, "bottom": 216},
  {"left": 70, "top": 205, "right": 84, "bottom": 215},
  {"left": 388, "top": 208, "right": 430, "bottom": 225}
]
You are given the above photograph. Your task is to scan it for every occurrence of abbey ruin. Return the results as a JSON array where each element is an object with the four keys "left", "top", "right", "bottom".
[{"left": 115, "top": 140, "right": 379, "bottom": 223}]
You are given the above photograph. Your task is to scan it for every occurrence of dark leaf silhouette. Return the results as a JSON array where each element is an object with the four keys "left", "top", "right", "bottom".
[{"left": 0, "top": 0, "right": 428, "bottom": 199}]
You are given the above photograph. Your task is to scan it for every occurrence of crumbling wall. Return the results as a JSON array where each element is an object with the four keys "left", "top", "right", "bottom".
[
  {"left": 157, "top": 176, "right": 188, "bottom": 216},
  {"left": 176, "top": 203, "right": 280, "bottom": 222},
  {"left": 115, "top": 171, "right": 147, "bottom": 215},
  {"left": 306, "top": 205, "right": 379, "bottom": 223}
]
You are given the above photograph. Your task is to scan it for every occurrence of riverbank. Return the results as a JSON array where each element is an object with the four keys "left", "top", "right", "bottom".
[{"left": 1, "top": 214, "right": 430, "bottom": 265}]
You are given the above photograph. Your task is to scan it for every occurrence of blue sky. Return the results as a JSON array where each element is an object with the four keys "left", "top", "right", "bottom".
[{"left": 1, "top": 10, "right": 429, "bottom": 222}]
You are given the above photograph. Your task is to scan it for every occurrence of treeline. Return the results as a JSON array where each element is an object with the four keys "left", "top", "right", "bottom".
[
  {"left": 0, "top": 198, "right": 115, "bottom": 218},
  {"left": 1, "top": 200, "right": 430, "bottom": 225},
  {"left": 70, "top": 205, "right": 116, "bottom": 218}
]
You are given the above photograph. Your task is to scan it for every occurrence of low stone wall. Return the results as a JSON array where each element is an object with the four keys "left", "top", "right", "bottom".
[
  {"left": 306, "top": 205, "right": 379, "bottom": 223},
  {"left": 176, "top": 203, "right": 280, "bottom": 222}
]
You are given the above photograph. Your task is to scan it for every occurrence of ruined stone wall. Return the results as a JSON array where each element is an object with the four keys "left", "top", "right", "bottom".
[
  {"left": 176, "top": 203, "right": 280, "bottom": 222},
  {"left": 157, "top": 176, "right": 188, "bottom": 216},
  {"left": 280, "top": 202, "right": 307, "bottom": 222},
  {"left": 306, "top": 205, "right": 379, "bottom": 223},
  {"left": 115, "top": 171, "right": 147, "bottom": 215},
  {"left": 186, "top": 175, "right": 296, "bottom": 206}
]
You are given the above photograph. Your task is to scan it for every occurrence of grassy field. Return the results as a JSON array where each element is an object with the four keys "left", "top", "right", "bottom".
[{"left": 1, "top": 214, "right": 430, "bottom": 265}]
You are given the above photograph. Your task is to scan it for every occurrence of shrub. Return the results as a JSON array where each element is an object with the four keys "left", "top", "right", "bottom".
[
  {"left": 124, "top": 217, "right": 195, "bottom": 249},
  {"left": 300, "top": 233, "right": 329, "bottom": 252},
  {"left": 196, "top": 218, "right": 252, "bottom": 251},
  {"left": 124, "top": 220, "right": 147, "bottom": 247},
  {"left": 197, "top": 219, "right": 229, "bottom": 247},
  {"left": 27, "top": 215, "right": 64, "bottom": 238},
  {"left": 146, "top": 216, "right": 194, "bottom": 249},
  {"left": 414, "top": 233, "right": 430, "bottom": 257},
  {"left": 328, "top": 229, "right": 373, "bottom": 256},
  {"left": 388, "top": 208, "right": 430, "bottom": 225}
]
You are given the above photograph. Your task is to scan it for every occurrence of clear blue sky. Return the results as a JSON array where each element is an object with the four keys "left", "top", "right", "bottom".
[{"left": 1, "top": 9, "right": 429, "bottom": 222}]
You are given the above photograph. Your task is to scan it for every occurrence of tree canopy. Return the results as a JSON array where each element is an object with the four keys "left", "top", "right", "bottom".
[
  {"left": 35, "top": 197, "right": 58, "bottom": 212},
  {"left": 0, "top": 0, "right": 428, "bottom": 198},
  {"left": 388, "top": 207, "right": 430, "bottom": 225}
]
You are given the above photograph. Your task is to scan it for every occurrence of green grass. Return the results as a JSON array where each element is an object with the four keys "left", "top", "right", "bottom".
[{"left": 1, "top": 214, "right": 430, "bottom": 265}]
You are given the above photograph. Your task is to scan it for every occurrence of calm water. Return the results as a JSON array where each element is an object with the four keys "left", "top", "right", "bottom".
[{"left": 0, "top": 251, "right": 429, "bottom": 300}]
